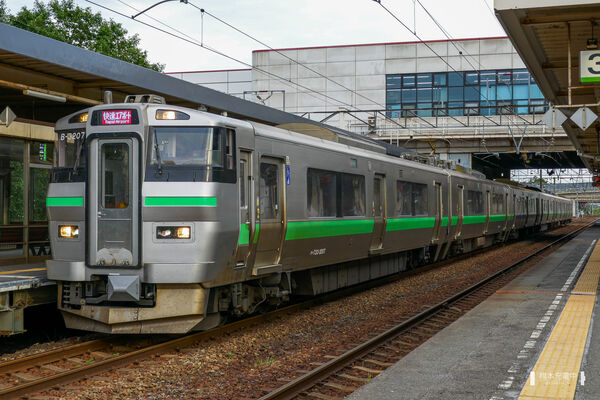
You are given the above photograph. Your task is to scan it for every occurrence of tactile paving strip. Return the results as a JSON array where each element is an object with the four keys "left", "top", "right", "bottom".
[
  {"left": 518, "top": 295, "right": 595, "bottom": 400},
  {"left": 519, "top": 240, "right": 600, "bottom": 400},
  {"left": 572, "top": 246, "right": 600, "bottom": 294}
]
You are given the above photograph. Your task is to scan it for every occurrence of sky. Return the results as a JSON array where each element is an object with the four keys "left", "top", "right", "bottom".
[{"left": 5, "top": 0, "right": 506, "bottom": 72}]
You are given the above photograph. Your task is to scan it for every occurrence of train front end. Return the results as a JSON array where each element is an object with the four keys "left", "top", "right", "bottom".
[{"left": 47, "top": 101, "right": 238, "bottom": 333}]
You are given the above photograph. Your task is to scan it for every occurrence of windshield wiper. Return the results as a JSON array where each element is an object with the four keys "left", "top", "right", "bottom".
[
  {"left": 72, "top": 139, "right": 84, "bottom": 175},
  {"left": 153, "top": 130, "right": 163, "bottom": 175}
]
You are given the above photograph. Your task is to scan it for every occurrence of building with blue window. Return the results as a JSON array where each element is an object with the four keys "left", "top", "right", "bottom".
[{"left": 385, "top": 69, "right": 547, "bottom": 118}]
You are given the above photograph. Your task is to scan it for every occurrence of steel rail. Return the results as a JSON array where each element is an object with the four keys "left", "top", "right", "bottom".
[
  {"left": 0, "top": 221, "right": 591, "bottom": 399},
  {"left": 259, "top": 220, "right": 596, "bottom": 400},
  {"left": 0, "top": 338, "right": 111, "bottom": 375}
]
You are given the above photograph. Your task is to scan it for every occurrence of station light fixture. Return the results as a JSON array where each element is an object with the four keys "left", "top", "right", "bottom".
[
  {"left": 156, "top": 226, "right": 191, "bottom": 239},
  {"left": 23, "top": 89, "right": 67, "bottom": 103},
  {"left": 59, "top": 225, "right": 79, "bottom": 239}
]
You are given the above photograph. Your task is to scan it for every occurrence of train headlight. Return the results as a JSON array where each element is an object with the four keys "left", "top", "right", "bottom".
[
  {"left": 176, "top": 226, "right": 191, "bottom": 239},
  {"left": 156, "top": 226, "right": 191, "bottom": 239},
  {"left": 59, "top": 225, "right": 79, "bottom": 239},
  {"left": 155, "top": 110, "right": 190, "bottom": 120}
]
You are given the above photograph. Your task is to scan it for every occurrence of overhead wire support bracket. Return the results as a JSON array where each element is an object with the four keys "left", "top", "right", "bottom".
[{"left": 132, "top": 0, "right": 188, "bottom": 19}]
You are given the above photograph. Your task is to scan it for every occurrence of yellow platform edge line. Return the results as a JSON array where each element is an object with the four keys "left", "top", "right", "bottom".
[
  {"left": 0, "top": 267, "right": 46, "bottom": 275},
  {"left": 518, "top": 295, "right": 595, "bottom": 399},
  {"left": 518, "top": 238, "right": 600, "bottom": 400},
  {"left": 572, "top": 260, "right": 600, "bottom": 294}
]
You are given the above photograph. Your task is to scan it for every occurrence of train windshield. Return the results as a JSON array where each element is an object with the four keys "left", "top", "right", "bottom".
[
  {"left": 56, "top": 130, "right": 87, "bottom": 167},
  {"left": 149, "top": 127, "right": 223, "bottom": 167},
  {"left": 52, "top": 130, "right": 87, "bottom": 182}
]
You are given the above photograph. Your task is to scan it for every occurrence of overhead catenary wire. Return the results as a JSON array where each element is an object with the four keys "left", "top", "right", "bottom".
[
  {"left": 414, "top": 0, "right": 543, "bottom": 148},
  {"left": 186, "top": 1, "right": 411, "bottom": 129},
  {"left": 116, "top": 0, "right": 412, "bottom": 130},
  {"left": 87, "top": 0, "right": 373, "bottom": 115},
  {"left": 373, "top": 0, "right": 539, "bottom": 147}
]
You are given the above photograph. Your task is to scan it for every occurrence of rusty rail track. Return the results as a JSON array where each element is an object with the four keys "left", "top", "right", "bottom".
[
  {"left": 258, "top": 221, "right": 596, "bottom": 400},
  {"left": 0, "top": 221, "right": 592, "bottom": 399}
]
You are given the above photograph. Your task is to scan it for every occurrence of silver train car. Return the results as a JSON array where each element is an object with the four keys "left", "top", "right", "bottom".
[{"left": 47, "top": 97, "right": 573, "bottom": 333}]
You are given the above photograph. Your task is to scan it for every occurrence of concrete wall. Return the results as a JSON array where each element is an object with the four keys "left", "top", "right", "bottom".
[{"left": 165, "top": 69, "right": 252, "bottom": 99}]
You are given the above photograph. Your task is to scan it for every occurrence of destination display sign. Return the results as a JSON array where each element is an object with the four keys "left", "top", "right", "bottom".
[{"left": 102, "top": 110, "right": 132, "bottom": 125}]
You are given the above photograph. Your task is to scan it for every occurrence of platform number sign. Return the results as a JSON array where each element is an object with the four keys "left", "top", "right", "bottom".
[{"left": 580, "top": 50, "right": 600, "bottom": 83}]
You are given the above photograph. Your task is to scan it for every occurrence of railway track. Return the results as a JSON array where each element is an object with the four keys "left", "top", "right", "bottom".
[
  {"left": 258, "top": 221, "right": 596, "bottom": 400},
  {"left": 0, "top": 221, "right": 592, "bottom": 400}
]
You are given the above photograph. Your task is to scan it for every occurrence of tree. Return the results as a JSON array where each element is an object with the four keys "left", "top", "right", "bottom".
[
  {"left": 529, "top": 176, "right": 548, "bottom": 185},
  {"left": 4, "top": 0, "right": 163, "bottom": 71},
  {"left": 0, "top": 1, "right": 8, "bottom": 23}
]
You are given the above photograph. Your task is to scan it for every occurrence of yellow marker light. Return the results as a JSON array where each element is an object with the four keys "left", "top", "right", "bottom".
[
  {"left": 176, "top": 226, "right": 191, "bottom": 239},
  {"left": 59, "top": 225, "right": 79, "bottom": 239},
  {"left": 78, "top": 112, "right": 88, "bottom": 123},
  {"left": 155, "top": 109, "right": 190, "bottom": 120}
]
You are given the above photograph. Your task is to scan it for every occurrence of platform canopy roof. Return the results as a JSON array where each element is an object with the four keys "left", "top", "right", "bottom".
[
  {"left": 0, "top": 22, "right": 322, "bottom": 125},
  {"left": 495, "top": 0, "right": 600, "bottom": 173},
  {"left": 0, "top": 22, "right": 411, "bottom": 154}
]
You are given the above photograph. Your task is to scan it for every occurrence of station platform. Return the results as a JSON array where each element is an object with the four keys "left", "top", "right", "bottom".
[
  {"left": 0, "top": 262, "right": 55, "bottom": 335},
  {"left": 348, "top": 226, "right": 600, "bottom": 400}
]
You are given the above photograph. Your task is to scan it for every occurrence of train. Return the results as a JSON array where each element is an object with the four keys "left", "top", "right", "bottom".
[{"left": 46, "top": 95, "right": 573, "bottom": 334}]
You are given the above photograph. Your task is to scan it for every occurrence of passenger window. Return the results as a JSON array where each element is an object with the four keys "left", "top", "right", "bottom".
[
  {"left": 259, "top": 163, "right": 278, "bottom": 220},
  {"left": 211, "top": 130, "right": 223, "bottom": 167},
  {"left": 374, "top": 178, "right": 382, "bottom": 217},
  {"left": 239, "top": 160, "right": 246, "bottom": 208},
  {"left": 225, "top": 129, "right": 234, "bottom": 169},
  {"left": 396, "top": 181, "right": 412, "bottom": 216},
  {"left": 492, "top": 193, "right": 503, "bottom": 214},
  {"left": 101, "top": 143, "right": 129, "bottom": 209},
  {"left": 412, "top": 183, "right": 428, "bottom": 215},
  {"left": 396, "top": 181, "right": 428, "bottom": 216},
  {"left": 307, "top": 168, "right": 337, "bottom": 217},
  {"left": 466, "top": 190, "right": 483, "bottom": 215},
  {"left": 342, "top": 173, "right": 365, "bottom": 216}
]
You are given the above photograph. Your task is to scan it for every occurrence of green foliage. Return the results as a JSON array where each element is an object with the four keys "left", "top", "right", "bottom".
[
  {"left": 0, "top": 0, "right": 8, "bottom": 23},
  {"left": 5, "top": 0, "right": 163, "bottom": 71},
  {"left": 9, "top": 160, "right": 24, "bottom": 223},
  {"left": 528, "top": 176, "right": 548, "bottom": 185}
]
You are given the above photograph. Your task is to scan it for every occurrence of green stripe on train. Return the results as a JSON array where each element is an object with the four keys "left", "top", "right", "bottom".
[
  {"left": 489, "top": 214, "right": 507, "bottom": 222},
  {"left": 144, "top": 196, "right": 217, "bottom": 207},
  {"left": 463, "top": 215, "right": 486, "bottom": 224},
  {"left": 386, "top": 217, "right": 435, "bottom": 231},
  {"left": 238, "top": 223, "right": 260, "bottom": 245},
  {"left": 285, "top": 219, "right": 374, "bottom": 240},
  {"left": 46, "top": 196, "right": 84, "bottom": 207}
]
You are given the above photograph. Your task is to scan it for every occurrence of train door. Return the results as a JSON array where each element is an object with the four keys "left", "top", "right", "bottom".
[
  {"left": 253, "top": 157, "right": 285, "bottom": 272},
  {"left": 455, "top": 185, "right": 464, "bottom": 238},
  {"left": 235, "top": 151, "right": 254, "bottom": 266},
  {"left": 535, "top": 198, "right": 541, "bottom": 225},
  {"left": 484, "top": 190, "right": 491, "bottom": 234},
  {"left": 369, "top": 174, "right": 386, "bottom": 253},
  {"left": 512, "top": 194, "right": 517, "bottom": 229},
  {"left": 432, "top": 182, "right": 442, "bottom": 242},
  {"left": 88, "top": 137, "right": 139, "bottom": 267},
  {"left": 503, "top": 192, "right": 509, "bottom": 231}
]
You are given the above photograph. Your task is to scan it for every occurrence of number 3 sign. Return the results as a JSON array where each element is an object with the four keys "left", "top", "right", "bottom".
[{"left": 580, "top": 50, "right": 600, "bottom": 83}]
